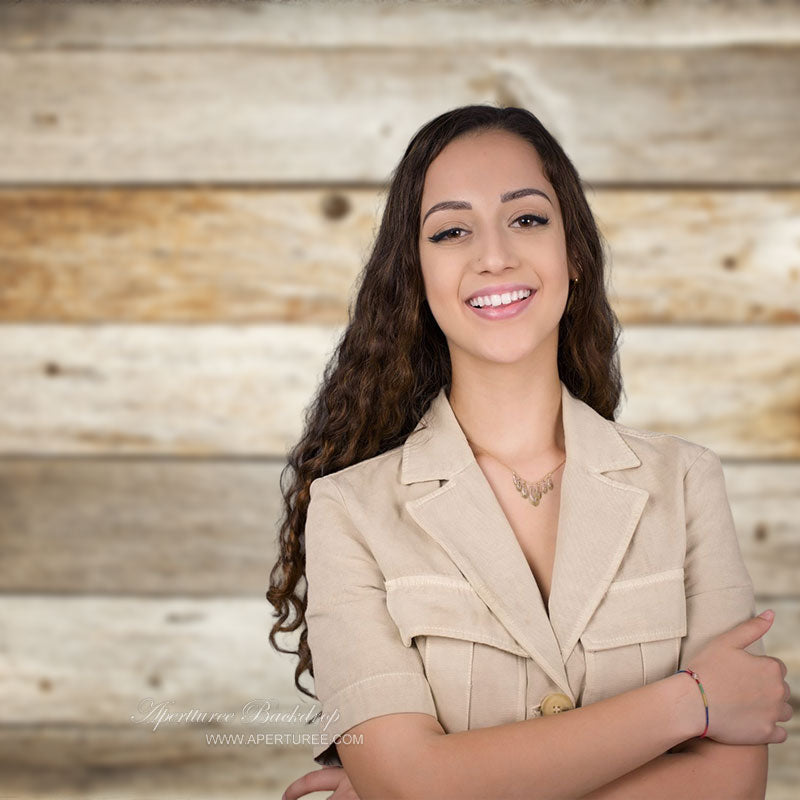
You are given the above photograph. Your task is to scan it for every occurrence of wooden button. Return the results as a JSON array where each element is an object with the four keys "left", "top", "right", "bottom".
[{"left": 541, "top": 692, "right": 574, "bottom": 715}]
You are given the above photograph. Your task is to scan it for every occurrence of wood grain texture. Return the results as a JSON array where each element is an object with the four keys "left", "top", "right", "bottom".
[
  {"left": 0, "top": 323, "right": 336, "bottom": 455},
  {"left": 617, "top": 326, "right": 800, "bottom": 458},
  {"left": 0, "top": 595, "right": 794, "bottom": 786},
  {"left": 0, "top": 457, "right": 797, "bottom": 596},
  {"left": 0, "top": 323, "right": 797, "bottom": 456},
  {"left": 0, "top": 726, "right": 329, "bottom": 800},
  {"left": 0, "top": 187, "right": 379, "bottom": 324},
  {"left": 722, "top": 463, "right": 800, "bottom": 597},
  {"left": 2, "top": 0, "right": 799, "bottom": 49},
  {"left": 0, "top": 459, "right": 287, "bottom": 594},
  {"left": 0, "top": 1, "right": 797, "bottom": 797},
  {"left": 0, "top": 596, "right": 310, "bottom": 724},
  {"left": 1, "top": 187, "right": 798, "bottom": 324},
  {"left": 1, "top": 46, "right": 798, "bottom": 183}
]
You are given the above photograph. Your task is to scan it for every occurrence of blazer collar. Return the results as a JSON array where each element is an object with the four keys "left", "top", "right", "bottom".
[{"left": 400, "top": 380, "right": 649, "bottom": 701}]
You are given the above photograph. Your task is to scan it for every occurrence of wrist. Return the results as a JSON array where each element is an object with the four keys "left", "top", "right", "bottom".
[{"left": 660, "top": 671, "right": 708, "bottom": 743}]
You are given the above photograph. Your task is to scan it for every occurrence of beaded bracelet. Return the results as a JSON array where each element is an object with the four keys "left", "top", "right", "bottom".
[{"left": 675, "top": 667, "right": 709, "bottom": 738}]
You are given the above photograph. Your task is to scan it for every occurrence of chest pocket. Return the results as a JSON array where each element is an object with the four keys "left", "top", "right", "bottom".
[
  {"left": 385, "top": 576, "right": 528, "bottom": 733},
  {"left": 580, "top": 568, "right": 687, "bottom": 705}
]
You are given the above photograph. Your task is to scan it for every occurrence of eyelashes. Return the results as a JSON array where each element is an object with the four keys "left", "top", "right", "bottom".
[{"left": 426, "top": 213, "right": 550, "bottom": 244}]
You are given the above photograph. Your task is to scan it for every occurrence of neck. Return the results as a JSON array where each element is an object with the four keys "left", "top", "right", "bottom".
[{"left": 447, "top": 370, "right": 565, "bottom": 473}]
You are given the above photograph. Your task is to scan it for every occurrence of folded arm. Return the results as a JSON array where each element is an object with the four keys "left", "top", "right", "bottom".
[
  {"left": 578, "top": 447, "right": 771, "bottom": 800},
  {"left": 576, "top": 739, "right": 767, "bottom": 799}
]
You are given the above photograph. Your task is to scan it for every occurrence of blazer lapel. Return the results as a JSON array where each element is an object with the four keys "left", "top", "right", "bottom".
[{"left": 401, "top": 380, "right": 649, "bottom": 699}]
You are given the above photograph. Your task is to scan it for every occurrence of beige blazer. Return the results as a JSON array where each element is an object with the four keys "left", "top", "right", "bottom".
[{"left": 304, "top": 380, "right": 764, "bottom": 767}]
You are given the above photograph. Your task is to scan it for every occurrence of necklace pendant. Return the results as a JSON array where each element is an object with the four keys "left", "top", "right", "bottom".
[{"left": 507, "top": 461, "right": 564, "bottom": 509}]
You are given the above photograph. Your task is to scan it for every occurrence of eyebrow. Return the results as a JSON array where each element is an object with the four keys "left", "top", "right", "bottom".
[{"left": 422, "top": 187, "right": 553, "bottom": 225}]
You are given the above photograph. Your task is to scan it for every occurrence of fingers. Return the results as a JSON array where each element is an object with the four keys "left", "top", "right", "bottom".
[
  {"left": 779, "top": 679, "right": 794, "bottom": 723},
  {"left": 283, "top": 766, "right": 346, "bottom": 800},
  {"left": 773, "top": 656, "right": 788, "bottom": 679},
  {"left": 727, "top": 611, "right": 775, "bottom": 650},
  {"left": 769, "top": 725, "right": 789, "bottom": 744}
]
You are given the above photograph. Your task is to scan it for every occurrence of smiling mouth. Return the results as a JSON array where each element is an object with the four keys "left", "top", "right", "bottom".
[{"left": 467, "top": 288, "right": 533, "bottom": 309}]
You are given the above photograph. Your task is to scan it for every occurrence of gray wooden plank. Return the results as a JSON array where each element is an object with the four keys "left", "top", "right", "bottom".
[
  {"left": 0, "top": 725, "right": 328, "bottom": 800},
  {"left": 0, "top": 458, "right": 286, "bottom": 594},
  {"left": 2, "top": 0, "right": 799, "bottom": 49},
  {"left": 0, "top": 324, "right": 797, "bottom": 456},
  {"left": 1, "top": 458, "right": 795, "bottom": 596},
  {"left": 1, "top": 45, "right": 798, "bottom": 182},
  {"left": 617, "top": 326, "right": 800, "bottom": 458},
  {"left": 0, "top": 596, "right": 311, "bottom": 724}
]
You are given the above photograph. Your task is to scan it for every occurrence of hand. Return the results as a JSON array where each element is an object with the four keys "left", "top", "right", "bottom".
[
  {"left": 282, "top": 765, "right": 361, "bottom": 800},
  {"left": 687, "top": 610, "right": 792, "bottom": 745}
]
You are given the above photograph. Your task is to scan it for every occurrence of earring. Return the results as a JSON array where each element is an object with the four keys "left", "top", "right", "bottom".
[{"left": 566, "top": 276, "right": 579, "bottom": 312}]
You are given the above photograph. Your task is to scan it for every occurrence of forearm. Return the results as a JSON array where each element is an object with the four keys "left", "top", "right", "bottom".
[
  {"left": 405, "top": 673, "right": 705, "bottom": 800},
  {"left": 576, "top": 740, "right": 768, "bottom": 800}
]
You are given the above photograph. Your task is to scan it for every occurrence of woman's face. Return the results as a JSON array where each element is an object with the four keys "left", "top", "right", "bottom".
[{"left": 418, "top": 129, "right": 574, "bottom": 369}]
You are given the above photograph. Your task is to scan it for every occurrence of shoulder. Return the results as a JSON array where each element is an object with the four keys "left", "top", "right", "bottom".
[
  {"left": 309, "top": 442, "right": 407, "bottom": 505},
  {"left": 609, "top": 418, "right": 712, "bottom": 478}
]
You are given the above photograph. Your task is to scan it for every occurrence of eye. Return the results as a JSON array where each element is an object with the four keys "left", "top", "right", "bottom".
[
  {"left": 512, "top": 213, "right": 550, "bottom": 228},
  {"left": 426, "top": 213, "right": 550, "bottom": 244},
  {"left": 427, "top": 226, "right": 467, "bottom": 244}
]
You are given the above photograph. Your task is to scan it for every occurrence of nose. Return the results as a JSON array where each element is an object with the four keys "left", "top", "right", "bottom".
[{"left": 474, "top": 224, "right": 521, "bottom": 272}]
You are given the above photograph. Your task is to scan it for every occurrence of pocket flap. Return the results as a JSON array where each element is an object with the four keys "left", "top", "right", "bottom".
[
  {"left": 581, "top": 568, "right": 687, "bottom": 650},
  {"left": 385, "top": 575, "right": 528, "bottom": 657}
]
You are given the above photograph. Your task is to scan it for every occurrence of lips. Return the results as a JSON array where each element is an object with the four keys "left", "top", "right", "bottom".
[
  {"left": 465, "top": 283, "right": 534, "bottom": 303},
  {"left": 466, "top": 288, "right": 532, "bottom": 309},
  {"left": 466, "top": 289, "right": 536, "bottom": 320}
]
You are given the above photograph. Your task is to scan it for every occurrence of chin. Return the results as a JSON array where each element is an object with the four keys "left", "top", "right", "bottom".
[{"left": 475, "top": 345, "right": 537, "bottom": 365}]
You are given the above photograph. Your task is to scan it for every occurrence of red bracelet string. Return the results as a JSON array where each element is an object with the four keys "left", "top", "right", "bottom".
[{"left": 675, "top": 667, "right": 709, "bottom": 738}]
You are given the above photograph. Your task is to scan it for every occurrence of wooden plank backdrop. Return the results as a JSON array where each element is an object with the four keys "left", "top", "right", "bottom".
[{"left": 0, "top": 1, "right": 798, "bottom": 798}]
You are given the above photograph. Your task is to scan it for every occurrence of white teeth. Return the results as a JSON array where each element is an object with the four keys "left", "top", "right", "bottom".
[{"left": 469, "top": 288, "right": 532, "bottom": 308}]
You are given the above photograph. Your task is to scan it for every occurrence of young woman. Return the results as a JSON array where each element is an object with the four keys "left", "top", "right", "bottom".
[{"left": 268, "top": 105, "right": 792, "bottom": 799}]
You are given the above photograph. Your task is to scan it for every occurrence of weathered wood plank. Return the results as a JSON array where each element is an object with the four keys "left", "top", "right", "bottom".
[
  {"left": 1, "top": 45, "right": 798, "bottom": 182},
  {"left": 766, "top": 723, "right": 800, "bottom": 800},
  {"left": 723, "top": 463, "right": 800, "bottom": 598},
  {"left": 0, "top": 459, "right": 286, "bottom": 594},
  {"left": 598, "top": 190, "right": 800, "bottom": 324},
  {"left": 1, "top": 187, "right": 798, "bottom": 324},
  {"left": 0, "top": 595, "right": 794, "bottom": 722},
  {"left": 0, "top": 597, "right": 311, "bottom": 724},
  {"left": 0, "top": 458, "right": 796, "bottom": 596},
  {"left": 0, "top": 324, "right": 797, "bottom": 456},
  {"left": 2, "top": 0, "right": 799, "bottom": 49},
  {"left": 0, "top": 4, "right": 795, "bottom": 798},
  {"left": 0, "top": 187, "right": 378, "bottom": 324},
  {"left": 617, "top": 327, "right": 800, "bottom": 458},
  {"left": 0, "top": 323, "right": 335, "bottom": 456},
  {"left": 0, "top": 726, "right": 329, "bottom": 800}
]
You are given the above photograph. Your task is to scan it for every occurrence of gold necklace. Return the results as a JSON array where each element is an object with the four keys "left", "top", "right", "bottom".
[{"left": 468, "top": 439, "right": 566, "bottom": 507}]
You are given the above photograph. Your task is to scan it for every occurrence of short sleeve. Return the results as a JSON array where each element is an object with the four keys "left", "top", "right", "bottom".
[
  {"left": 304, "top": 476, "right": 437, "bottom": 766},
  {"left": 678, "top": 447, "right": 766, "bottom": 671}
]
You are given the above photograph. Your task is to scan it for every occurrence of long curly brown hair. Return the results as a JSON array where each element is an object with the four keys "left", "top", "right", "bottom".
[{"left": 266, "top": 103, "right": 623, "bottom": 700}]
